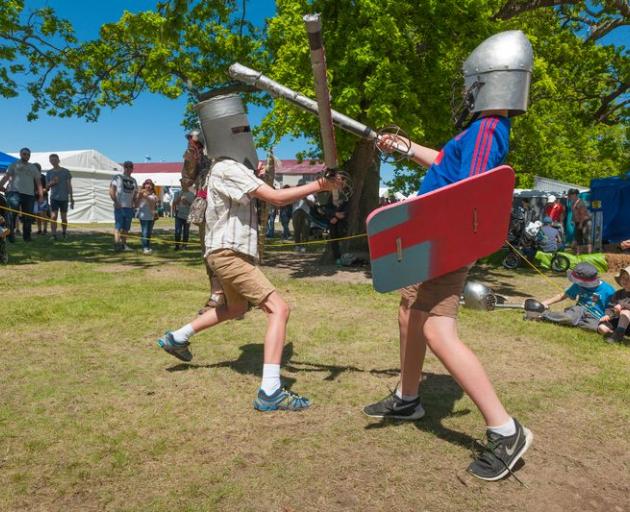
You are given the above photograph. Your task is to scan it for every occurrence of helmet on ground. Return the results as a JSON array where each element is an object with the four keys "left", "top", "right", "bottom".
[{"left": 462, "top": 281, "right": 497, "bottom": 311}]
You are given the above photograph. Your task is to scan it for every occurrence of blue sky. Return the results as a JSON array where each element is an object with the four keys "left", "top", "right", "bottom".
[
  {"left": 1, "top": 1, "right": 317, "bottom": 173},
  {"left": 1, "top": 2, "right": 627, "bottom": 185}
]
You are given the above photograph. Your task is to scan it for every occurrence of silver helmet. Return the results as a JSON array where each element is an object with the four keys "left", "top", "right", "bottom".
[
  {"left": 462, "top": 30, "right": 533, "bottom": 117},
  {"left": 462, "top": 281, "right": 497, "bottom": 311},
  {"left": 193, "top": 94, "right": 259, "bottom": 171}
]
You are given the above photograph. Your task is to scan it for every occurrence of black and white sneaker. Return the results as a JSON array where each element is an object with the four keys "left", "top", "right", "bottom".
[
  {"left": 468, "top": 418, "right": 533, "bottom": 481},
  {"left": 363, "top": 392, "right": 425, "bottom": 420}
]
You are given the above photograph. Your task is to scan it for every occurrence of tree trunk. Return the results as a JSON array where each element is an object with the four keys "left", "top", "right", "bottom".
[{"left": 320, "top": 139, "right": 380, "bottom": 263}]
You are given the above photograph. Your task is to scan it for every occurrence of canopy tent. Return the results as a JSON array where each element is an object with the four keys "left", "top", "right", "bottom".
[
  {"left": 533, "top": 176, "right": 588, "bottom": 194},
  {"left": 9, "top": 149, "right": 122, "bottom": 224},
  {"left": 590, "top": 172, "right": 630, "bottom": 243},
  {"left": 0, "top": 151, "right": 18, "bottom": 170},
  {"left": 132, "top": 162, "right": 181, "bottom": 188}
]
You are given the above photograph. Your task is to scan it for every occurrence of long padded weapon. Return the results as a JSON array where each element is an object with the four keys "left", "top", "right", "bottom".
[{"left": 228, "top": 63, "right": 415, "bottom": 161}]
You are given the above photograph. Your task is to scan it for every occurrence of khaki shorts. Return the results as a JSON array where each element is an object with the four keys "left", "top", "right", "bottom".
[
  {"left": 206, "top": 249, "right": 275, "bottom": 308},
  {"left": 400, "top": 265, "right": 471, "bottom": 318}
]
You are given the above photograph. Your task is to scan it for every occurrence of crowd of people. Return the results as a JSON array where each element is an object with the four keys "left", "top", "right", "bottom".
[{"left": 0, "top": 148, "right": 73, "bottom": 246}]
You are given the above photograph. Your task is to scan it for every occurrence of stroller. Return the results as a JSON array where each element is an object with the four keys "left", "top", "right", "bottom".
[{"left": 503, "top": 208, "right": 570, "bottom": 273}]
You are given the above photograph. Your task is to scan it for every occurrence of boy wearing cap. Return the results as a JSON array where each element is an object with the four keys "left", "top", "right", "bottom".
[
  {"left": 541, "top": 262, "right": 615, "bottom": 331},
  {"left": 597, "top": 265, "right": 630, "bottom": 343}
]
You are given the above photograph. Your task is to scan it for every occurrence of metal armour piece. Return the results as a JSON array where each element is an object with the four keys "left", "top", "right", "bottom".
[
  {"left": 193, "top": 94, "right": 258, "bottom": 170},
  {"left": 462, "top": 281, "right": 497, "bottom": 311},
  {"left": 462, "top": 30, "right": 533, "bottom": 116}
]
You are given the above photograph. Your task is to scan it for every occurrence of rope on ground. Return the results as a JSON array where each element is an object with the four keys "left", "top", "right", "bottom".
[{"left": 504, "top": 239, "right": 566, "bottom": 294}]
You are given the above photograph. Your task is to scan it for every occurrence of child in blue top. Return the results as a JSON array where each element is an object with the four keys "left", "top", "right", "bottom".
[{"left": 542, "top": 262, "right": 615, "bottom": 330}]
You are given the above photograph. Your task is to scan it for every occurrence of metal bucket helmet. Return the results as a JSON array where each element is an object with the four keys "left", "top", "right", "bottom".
[
  {"left": 193, "top": 94, "right": 258, "bottom": 171},
  {"left": 462, "top": 281, "right": 497, "bottom": 311},
  {"left": 462, "top": 30, "right": 533, "bottom": 117}
]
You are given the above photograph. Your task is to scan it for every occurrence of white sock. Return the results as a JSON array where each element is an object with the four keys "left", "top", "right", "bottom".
[
  {"left": 171, "top": 323, "right": 195, "bottom": 344},
  {"left": 260, "top": 364, "right": 281, "bottom": 396},
  {"left": 488, "top": 417, "right": 517, "bottom": 437},
  {"left": 395, "top": 387, "right": 419, "bottom": 402}
]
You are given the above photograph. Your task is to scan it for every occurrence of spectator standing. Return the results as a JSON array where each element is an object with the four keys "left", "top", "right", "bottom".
[
  {"left": 266, "top": 206, "right": 277, "bottom": 238},
  {"left": 568, "top": 188, "right": 592, "bottom": 255},
  {"left": 0, "top": 147, "right": 43, "bottom": 242},
  {"left": 136, "top": 179, "right": 158, "bottom": 254},
  {"left": 172, "top": 180, "right": 195, "bottom": 250},
  {"left": 46, "top": 153, "right": 74, "bottom": 240},
  {"left": 110, "top": 160, "right": 138, "bottom": 251},
  {"left": 279, "top": 185, "right": 292, "bottom": 241},
  {"left": 162, "top": 188, "right": 172, "bottom": 217},
  {"left": 292, "top": 193, "right": 315, "bottom": 253},
  {"left": 544, "top": 195, "right": 564, "bottom": 224},
  {"left": 33, "top": 163, "right": 50, "bottom": 235}
]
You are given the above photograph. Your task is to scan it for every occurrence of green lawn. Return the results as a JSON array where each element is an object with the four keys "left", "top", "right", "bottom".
[{"left": 1, "top": 230, "right": 629, "bottom": 512}]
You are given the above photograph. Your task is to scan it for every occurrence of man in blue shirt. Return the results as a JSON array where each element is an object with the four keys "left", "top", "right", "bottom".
[{"left": 363, "top": 30, "right": 534, "bottom": 481}]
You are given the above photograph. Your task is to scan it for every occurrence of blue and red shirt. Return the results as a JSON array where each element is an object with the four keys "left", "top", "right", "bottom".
[{"left": 418, "top": 115, "right": 511, "bottom": 195}]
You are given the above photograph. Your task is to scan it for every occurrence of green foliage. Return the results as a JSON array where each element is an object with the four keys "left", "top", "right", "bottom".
[
  {"left": 0, "top": 0, "right": 77, "bottom": 117},
  {"left": 0, "top": 0, "right": 627, "bottom": 187}
]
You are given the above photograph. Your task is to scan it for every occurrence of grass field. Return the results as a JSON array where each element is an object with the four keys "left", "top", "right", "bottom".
[{"left": 1, "top": 226, "right": 629, "bottom": 512}]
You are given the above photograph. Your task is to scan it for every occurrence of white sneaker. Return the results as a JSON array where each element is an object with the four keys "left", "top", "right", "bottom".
[
  {"left": 142, "top": 248, "right": 152, "bottom": 254},
  {"left": 123, "top": 244, "right": 133, "bottom": 251}
]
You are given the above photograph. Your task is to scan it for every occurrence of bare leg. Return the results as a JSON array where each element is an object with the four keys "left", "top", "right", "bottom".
[
  {"left": 60, "top": 210, "right": 68, "bottom": 236},
  {"left": 258, "top": 291, "right": 291, "bottom": 364},
  {"left": 423, "top": 315, "right": 510, "bottom": 427},
  {"left": 398, "top": 306, "right": 428, "bottom": 396},
  {"left": 190, "top": 300, "right": 248, "bottom": 332},
  {"left": 598, "top": 323, "right": 613, "bottom": 335},
  {"left": 618, "top": 310, "right": 630, "bottom": 331},
  {"left": 50, "top": 210, "right": 58, "bottom": 236}
]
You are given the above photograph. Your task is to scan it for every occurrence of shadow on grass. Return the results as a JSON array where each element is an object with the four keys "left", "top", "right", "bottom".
[
  {"left": 166, "top": 342, "right": 400, "bottom": 390},
  {"left": 469, "top": 264, "right": 538, "bottom": 298},
  {"left": 6, "top": 230, "right": 372, "bottom": 281},
  {"left": 364, "top": 372, "right": 476, "bottom": 450},
  {"left": 261, "top": 249, "right": 372, "bottom": 280},
  {"left": 5, "top": 229, "right": 204, "bottom": 269}
]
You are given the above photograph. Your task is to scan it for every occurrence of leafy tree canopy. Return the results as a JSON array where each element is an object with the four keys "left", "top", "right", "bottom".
[{"left": 1, "top": 0, "right": 627, "bottom": 191}]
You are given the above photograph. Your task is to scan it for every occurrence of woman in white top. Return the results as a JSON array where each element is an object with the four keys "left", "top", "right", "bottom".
[{"left": 136, "top": 179, "right": 158, "bottom": 254}]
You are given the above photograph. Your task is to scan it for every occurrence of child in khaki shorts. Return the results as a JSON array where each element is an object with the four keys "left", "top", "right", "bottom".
[
  {"left": 363, "top": 37, "right": 534, "bottom": 478},
  {"left": 158, "top": 157, "right": 342, "bottom": 412}
]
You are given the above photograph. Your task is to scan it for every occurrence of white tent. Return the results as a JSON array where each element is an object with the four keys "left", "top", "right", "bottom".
[{"left": 10, "top": 150, "right": 122, "bottom": 224}]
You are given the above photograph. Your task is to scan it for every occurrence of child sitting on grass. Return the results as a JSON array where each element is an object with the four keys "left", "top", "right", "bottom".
[{"left": 597, "top": 265, "right": 630, "bottom": 343}]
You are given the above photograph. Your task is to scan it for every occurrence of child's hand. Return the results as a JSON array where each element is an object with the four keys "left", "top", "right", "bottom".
[
  {"left": 614, "top": 304, "right": 622, "bottom": 313},
  {"left": 600, "top": 315, "right": 610, "bottom": 323}
]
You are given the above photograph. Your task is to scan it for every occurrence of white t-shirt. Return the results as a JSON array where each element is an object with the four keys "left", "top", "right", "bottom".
[
  {"left": 111, "top": 174, "right": 138, "bottom": 208},
  {"left": 204, "top": 159, "right": 265, "bottom": 259},
  {"left": 137, "top": 193, "right": 158, "bottom": 220}
]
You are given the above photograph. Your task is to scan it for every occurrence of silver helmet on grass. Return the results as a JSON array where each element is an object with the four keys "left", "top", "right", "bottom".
[
  {"left": 462, "top": 281, "right": 497, "bottom": 311},
  {"left": 193, "top": 94, "right": 259, "bottom": 170},
  {"left": 455, "top": 30, "right": 533, "bottom": 127}
]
